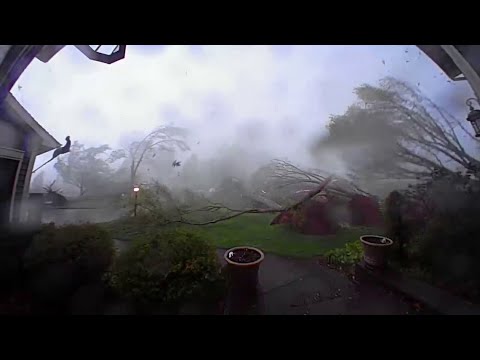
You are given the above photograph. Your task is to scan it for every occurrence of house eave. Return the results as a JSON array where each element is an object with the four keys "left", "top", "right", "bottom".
[
  {"left": 417, "top": 45, "right": 480, "bottom": 81},
  {"left": 3, "top": 93, "right": 60, "bottom": 154}
]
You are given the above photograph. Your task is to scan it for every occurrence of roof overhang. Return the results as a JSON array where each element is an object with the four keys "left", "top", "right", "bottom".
[
  {"left": 35, "top": 45, "right": 66, "bottom": 63},
  {"left": 417, "top": 45, "right": 480, "bottom": 81},
  {"left": 35, "top": 45, "right": 127, "bottom": 65},
  {"left": 0, "top": 45, "right": 44, "bottom": 104},
  {"left": 2, "top": 93, "right": 61, "bottom": 155}
]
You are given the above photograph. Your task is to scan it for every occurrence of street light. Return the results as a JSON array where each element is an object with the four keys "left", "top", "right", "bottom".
[
  {"left": 466, "top": 98, "right": 480, "bottom": 138},
  {"left": 133, "top": 186, "right": 140, "bottom": 217}
]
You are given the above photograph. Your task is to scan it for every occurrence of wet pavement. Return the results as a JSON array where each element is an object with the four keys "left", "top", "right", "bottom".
[
  {"left": 112, "top": 240, "right": 413, "bottom": 315},
  {"left": 216, "top": 249, "right": 413, "bottom": 315}
]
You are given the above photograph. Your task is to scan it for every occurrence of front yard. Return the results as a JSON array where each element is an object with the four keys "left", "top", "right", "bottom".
[{"left": 102, "top": 213, "right": 382, "bottom": 258}]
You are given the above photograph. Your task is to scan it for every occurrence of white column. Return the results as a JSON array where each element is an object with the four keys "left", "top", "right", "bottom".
[{"left": 441, "top": 45, "right": 480, "bottom": 100}]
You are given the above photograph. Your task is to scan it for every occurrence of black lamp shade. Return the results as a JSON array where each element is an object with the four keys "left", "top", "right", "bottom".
[{"left": 467, "top": 109, "right": 480, "bottom": 137}]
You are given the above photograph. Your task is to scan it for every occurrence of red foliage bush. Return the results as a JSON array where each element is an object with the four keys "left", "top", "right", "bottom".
[
  {"left": 300, "top": 201, "right": 339, "bottom": 235},
  {"left": 271, "top": 199, "right": 339, "bottom": 236},
  {"left": 349, "top": 195, "right": 383, "bottom": 227}
]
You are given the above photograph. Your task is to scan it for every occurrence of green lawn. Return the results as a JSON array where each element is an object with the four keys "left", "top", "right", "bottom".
[
  {"left": 195, "top": 214, "right": 381, "bottom": 257},
  {"left": 102, "top": 213, "right": 382, "bottom": 258}
]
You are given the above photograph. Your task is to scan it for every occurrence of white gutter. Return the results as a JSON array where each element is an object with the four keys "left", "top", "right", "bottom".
[{"left": 3, "top": 93, "right": 60, "bottom": 153}]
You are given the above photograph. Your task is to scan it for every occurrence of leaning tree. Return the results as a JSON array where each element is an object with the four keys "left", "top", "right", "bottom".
[{"left": 313, "top": 77, "right": 480, "bottom": 182}]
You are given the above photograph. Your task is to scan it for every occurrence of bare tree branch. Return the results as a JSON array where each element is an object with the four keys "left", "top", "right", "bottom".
[
  {"left": 162, "top": 177, "right": 333, "bottom": 226},
  {"left": 126, "top": 126, "right": 189, "bottom": 184}
]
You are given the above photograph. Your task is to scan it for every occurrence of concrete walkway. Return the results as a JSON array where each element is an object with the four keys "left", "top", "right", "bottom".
[
  {"left": 113, "top": 239, "right": 414, "bottom": 315},
  {"left": 216, "top": 249, "right": 414, "bottom": 315}
]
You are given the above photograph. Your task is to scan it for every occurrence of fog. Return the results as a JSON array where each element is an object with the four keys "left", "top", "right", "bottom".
[{"left": 16, "top": 45, "right": 476, "bottom": 205}]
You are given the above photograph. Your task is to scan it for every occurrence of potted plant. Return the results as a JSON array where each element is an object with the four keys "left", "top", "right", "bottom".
[
  {"left": 360, "top": 235, "right": 393, "bottom": 269},
  {"left": 223, "top": 246, "right": 264, "bottom": 314}
]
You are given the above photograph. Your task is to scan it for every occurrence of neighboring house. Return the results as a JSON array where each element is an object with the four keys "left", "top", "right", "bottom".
[{"left": 0, "top": 92, "right": 60, "bottom": 226}]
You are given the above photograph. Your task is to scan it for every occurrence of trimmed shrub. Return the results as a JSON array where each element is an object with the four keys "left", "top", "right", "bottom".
[
  {"left": 109, "top": 229, "right": 225, "bottom": 311},
  {"left": 271, "top": 200, "right": 339, "bottom": 236},
  {"left": 22, "top": 223, "right": 114, "bottom": 313},
  {"left": 386, "top": 166, "right": 480, "bottom": 302},
  {"left": 413, "top": 209, "right": 480, "bottom": 301},
  {"left": 384, "top": 190, "right": 423, "bottom": 261},
  {"left": 24, "top": 223, "right": 115, "bottom": 284},
  {"left": 349, "top": 195, "right": 384, "bottom": 227}
]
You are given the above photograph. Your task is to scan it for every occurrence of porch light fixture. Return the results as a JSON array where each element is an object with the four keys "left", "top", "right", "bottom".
[
  {"left": 133, "top": 185, "right": 140, "bottom": 217},
  {"left": 466, "top": 98, "right": 480, "bottom": 138}
]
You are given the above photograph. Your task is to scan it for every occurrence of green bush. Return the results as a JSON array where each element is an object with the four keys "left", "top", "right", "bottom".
[
  {"left": 325, "top": 241, "right": 363, "bottom": 267},
  {"left": 24, "top": 223, "right": 115, "bottom": 283},
  {"left": 384, "top": 191, "right": 408, "bottom": 240},
  {"left": 392, "top": 166, "right": 480, "bottom": 301},
  {"left": 384, "top": 190, "right": 427, "bottom": 262},
  {"left": 413, "top": 212, "right": 480, "bottom": 300},
  {"left": 109, "top": 229, "right": 225, "bottom": 309}
]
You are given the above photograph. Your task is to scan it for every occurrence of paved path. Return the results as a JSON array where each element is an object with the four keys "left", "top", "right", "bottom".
[
  {"left": 113, "top": 240, "right": 413, "bottom": 315},
  {"left": 216, "top": 249, "right": 414, "bottom": 315}
]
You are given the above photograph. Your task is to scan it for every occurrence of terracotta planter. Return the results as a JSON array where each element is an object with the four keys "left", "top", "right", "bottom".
[
  {"left": 224, "top": 247, "right": 264, "bottom": 314},
  {"left": 224, "top": 246, "right": 264, "bottom": 292},
  {"left": 360, "top": 235, "right": 393, "bottom": 269}
]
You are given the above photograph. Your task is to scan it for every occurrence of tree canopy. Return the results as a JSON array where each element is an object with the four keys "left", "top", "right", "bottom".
[
  {"left": 314, "top": 77, "right": 480, "bottom": 181},
  {"left": 114, "top": 126, "right": 190, "bottom": 185},
  {"left": 54, "top": 141, "right": 114, "bottom": 196}
]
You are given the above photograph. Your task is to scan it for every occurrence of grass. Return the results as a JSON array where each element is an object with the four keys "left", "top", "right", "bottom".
[{"left": 102, "top": 213, "right": 382, "bottom": 258}]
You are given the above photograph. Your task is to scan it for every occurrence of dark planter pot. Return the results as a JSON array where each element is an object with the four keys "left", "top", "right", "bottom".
[
  {"left": 360, "top": 235, "right": 393, "bottom": 269},
  {"left": 224, "top": 246, "right": 264, "bottom": 315}
]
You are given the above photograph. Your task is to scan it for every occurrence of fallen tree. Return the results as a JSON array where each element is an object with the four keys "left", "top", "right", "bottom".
[
  {"left": 263, "top": 159, "right": 372, "bottom": 199},
  {"left": 156, "top": 176, "right": 334, "bottom": 226},
  {"left": 130, "top": 160, "right": 375, "bottom": 228}
]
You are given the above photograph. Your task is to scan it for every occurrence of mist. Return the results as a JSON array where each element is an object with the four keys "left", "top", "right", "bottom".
[{"left": 16, "top": 45, "right": 476, "bottom": 213}]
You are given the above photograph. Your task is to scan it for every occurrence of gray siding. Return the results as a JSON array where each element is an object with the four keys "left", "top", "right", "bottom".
[
  {"left": 0, "top": 116, "right": 39, "bottom": 223},
  {"left": 0, "top": 118, "right": 23, "bottom": 149}
]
